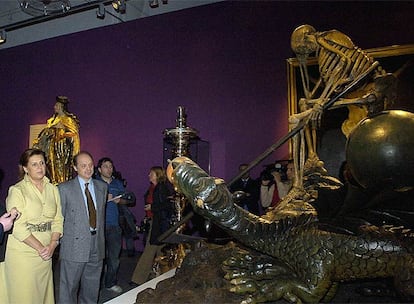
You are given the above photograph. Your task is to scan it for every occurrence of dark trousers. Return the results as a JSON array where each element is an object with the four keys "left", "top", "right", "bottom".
[
  {"left": 104, "top": 225, "right": 122, "bottom": 288},
  {"left": 124, "top": 236, "right": 136, "bottom": 255}
]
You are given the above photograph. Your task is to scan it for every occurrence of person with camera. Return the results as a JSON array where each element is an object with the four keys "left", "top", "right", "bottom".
[
  {"left": 259, "top": 170, "right": 279, "bottom": 212},
  {"left": 272, "top": 160, "right": 294, "bottom": 200}
]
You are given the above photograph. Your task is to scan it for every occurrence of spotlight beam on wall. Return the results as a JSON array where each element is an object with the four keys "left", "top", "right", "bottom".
[
  {"left": 0, "top": 29, "right": 6, "bottom": 44},
  {"left": 112, "top": 0, "right": 126, "bottom": 14},
  {"left": 96, "top": 3, "right": 105, "bottom": 19},
  {"left": 149, "top": 0, "right": 168, "bottom": 8}
]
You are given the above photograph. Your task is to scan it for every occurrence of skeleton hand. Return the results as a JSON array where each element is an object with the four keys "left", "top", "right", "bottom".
[
  {"left": 309, "top": 101, "right": 325, "bottom": 127},
  {"left": 298, "top": 97, "right": 325, "bottom": 127}
]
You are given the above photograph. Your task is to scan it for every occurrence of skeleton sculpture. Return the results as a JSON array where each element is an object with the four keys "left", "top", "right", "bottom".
[
  {"left": 148, "top": 26, "right": 414, "bottom": 304},
  {"left": 288, "top": 25, "right": 396, "bottom": 197},
  {"left": 166, "top": 156, "right": 414, "bottom": 304}
]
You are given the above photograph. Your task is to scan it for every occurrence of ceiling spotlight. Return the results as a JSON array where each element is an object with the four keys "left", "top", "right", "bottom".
[
  {"left": 19, "top": 0, "right": 71, "bottom": 17},
  {"left": 96, "top": 3, "right": 105, "bottom": 19},
  {"left": 149, "top": 0, "right": 159, "bottom": 8},
  {"left": 0, "top": 29, "right": 6, "bottom": 44},
  {"left": 149, "top": 0, "right": 168, "bottom": 8},
  {"left": 61, "top": 0, "right": 71, "bottom": 13},
  {"left": 112, "top": 0, "right": 126, "bottom": 13}
]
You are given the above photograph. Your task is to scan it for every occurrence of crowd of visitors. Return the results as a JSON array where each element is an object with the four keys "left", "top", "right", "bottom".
[{"left": 0, "top": 145, "right": 174, "bottom": 303}]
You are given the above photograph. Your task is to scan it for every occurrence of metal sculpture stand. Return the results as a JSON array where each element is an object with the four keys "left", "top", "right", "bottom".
[{"left": 155, "top": 106, "right": 201, "bottom": 273}]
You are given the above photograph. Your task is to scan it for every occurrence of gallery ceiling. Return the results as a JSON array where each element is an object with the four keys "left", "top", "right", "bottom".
[{"left": 0, "top": 0, "right": 221, "bottom": 49}]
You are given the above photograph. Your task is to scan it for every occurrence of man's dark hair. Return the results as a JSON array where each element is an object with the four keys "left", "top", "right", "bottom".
[{"left": 97, "top": 157, "right": 113, "bottom": 168}]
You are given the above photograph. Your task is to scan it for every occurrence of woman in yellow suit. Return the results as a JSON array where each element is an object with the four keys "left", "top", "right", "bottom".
[
  {"left": 3, "top": 148, "right": 63, "bottom": 304},
  {"left": 34, "top": 95, "right": 80, "bottom": 184}
]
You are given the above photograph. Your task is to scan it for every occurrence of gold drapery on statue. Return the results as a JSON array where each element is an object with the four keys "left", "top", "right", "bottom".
[{"left": 33, "top": 96, "right": 80, "bottom": 185}]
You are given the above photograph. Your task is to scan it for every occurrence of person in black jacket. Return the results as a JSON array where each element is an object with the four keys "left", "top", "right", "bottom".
[
  {"left": 230, "top": 164, "right": 260, "bottom": 215},
  {"left": 130, "top": 166, "right": 173, "bottom": 285}
]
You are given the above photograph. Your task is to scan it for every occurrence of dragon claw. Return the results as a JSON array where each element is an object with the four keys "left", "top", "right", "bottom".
[
  {"left": 240, "top": 299, "right": 254, "bottom": 304},
  {"left": 195, "top": 198, "right": 205, "bottom": 209},
  {"left": 224, "top": 270, "right": 246, "bottom": 280},
  {"left": 229, "top": 280, "right": 258, "bottom": 294}
]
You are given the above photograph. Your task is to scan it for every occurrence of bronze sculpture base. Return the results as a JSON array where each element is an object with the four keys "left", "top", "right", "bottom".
[{"left": 135, "top": 241, "right": 401, "bottom": 304}]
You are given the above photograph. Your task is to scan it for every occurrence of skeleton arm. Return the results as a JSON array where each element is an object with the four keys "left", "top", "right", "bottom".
[{"left": 329, "top": 94, "right": 376, "bottom": 109}]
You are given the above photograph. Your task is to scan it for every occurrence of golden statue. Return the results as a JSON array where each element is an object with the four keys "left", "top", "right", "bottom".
[{"left": 33, "top": 96, "right": 80, "bottom": 184}]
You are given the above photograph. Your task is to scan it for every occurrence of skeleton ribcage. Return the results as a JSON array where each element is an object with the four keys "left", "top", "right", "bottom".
[{"left": 318, "top": 45, "right": 376, "bottom": 95}]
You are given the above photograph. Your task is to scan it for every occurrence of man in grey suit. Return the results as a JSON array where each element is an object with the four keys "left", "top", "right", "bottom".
[{"left": 58, "top": 151, "right": 108, "bottom": 303}]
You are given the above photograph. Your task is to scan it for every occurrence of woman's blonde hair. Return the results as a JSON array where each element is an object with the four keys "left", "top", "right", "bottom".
[{"left": 150, "top": 166, "right": 166, "bottom": 183}]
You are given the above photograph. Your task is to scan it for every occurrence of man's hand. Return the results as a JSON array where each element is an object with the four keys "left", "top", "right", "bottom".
[{"left": 0, "top": 208, "right": 20, "bottom": 232}]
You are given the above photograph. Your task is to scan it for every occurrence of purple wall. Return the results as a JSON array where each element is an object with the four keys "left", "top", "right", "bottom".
[{"left": 0, "top": 1, "right": 413, "bottom": 246}]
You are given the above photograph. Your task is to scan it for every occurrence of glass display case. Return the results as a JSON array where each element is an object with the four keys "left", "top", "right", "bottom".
[
  {"left": 163, "top": 106, "right": 210, "bottom": 174},
  {"left": 163, "top": 138, "right": 210, "bottom": 174}
]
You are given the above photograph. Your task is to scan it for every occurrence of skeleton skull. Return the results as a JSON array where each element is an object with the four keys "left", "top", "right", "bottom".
[{"left": 291, "top": 24, "right": 318, "bottom": 61}]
